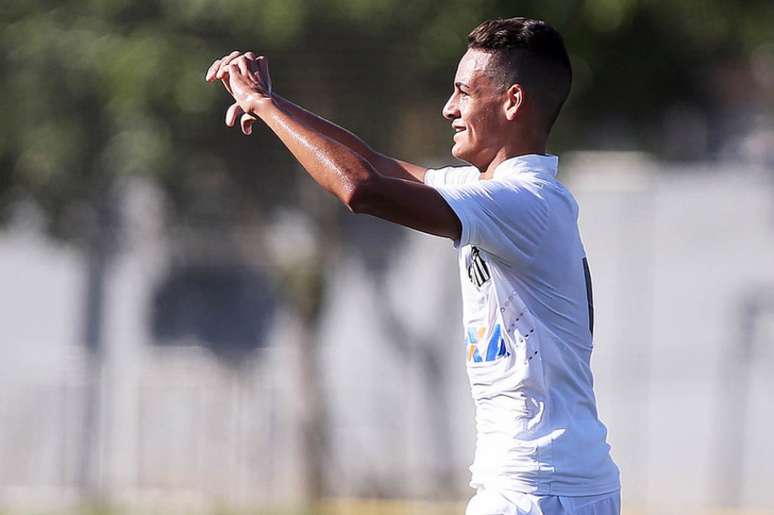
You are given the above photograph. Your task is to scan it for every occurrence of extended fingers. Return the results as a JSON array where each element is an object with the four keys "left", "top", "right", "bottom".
[
  {"left": 206, "top": 51, "right": 238, "bottom": 81},
  {"left": 205, "top": 58, "right": 222, "bottom": 81},
  {"left": 208, "top": 51, "right": 265, "bottom": 137},
  {"left": 235, "top": 56, "right": 250, "bottom": 76},
  {"left": 233, "top": 53, "right": 261, "bottom": 77},
  {"left": 206, "top": 51, "right": 264, "bottom": 82},
  {"left": 216, "top": 50, "right": 242, "bottom": 79}
]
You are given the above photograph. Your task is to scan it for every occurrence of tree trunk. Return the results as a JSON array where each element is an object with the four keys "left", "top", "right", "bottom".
[{"left": 77, "top": 192, "right": 117, "bottom": 503}]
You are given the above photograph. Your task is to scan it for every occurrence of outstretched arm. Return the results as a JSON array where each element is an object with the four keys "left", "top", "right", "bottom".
[
  {"left": 273, "top": 94, "right": 428, "bottom": 183},
  {"left": 204, "top": 52, "right": 460, "bottom": 241},
  {"left": 206, "top": 51, "right": 427, "bottom": 183}
]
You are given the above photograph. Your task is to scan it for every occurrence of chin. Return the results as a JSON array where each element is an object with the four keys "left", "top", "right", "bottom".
[
  {"left": 452, "top": 144, "right": 472, "bottom": 164},
  {"left": 451, "top": 139, "right": 464, "bottom": 156}
]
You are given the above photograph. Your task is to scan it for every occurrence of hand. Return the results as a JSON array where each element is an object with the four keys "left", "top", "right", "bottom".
[{"left": 205, "top": 51, "right": 273, "bottom": 135}]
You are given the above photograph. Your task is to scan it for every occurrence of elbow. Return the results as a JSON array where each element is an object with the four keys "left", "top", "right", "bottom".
[{"left": 342, "top": 176, "right": 381, "bottom": 215}]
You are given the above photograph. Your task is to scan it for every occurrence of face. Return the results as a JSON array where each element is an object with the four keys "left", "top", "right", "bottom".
[{"left": 442, "top": 49, "right": 509, "bottom": 168}]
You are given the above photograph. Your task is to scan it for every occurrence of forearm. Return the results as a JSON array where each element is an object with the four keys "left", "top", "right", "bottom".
[
  {"left": 274, "top": 94, "right": 374, "bottom": 161},
  {"left": 272, "top": 94, "right": 426, "bottom": 182},
  {"left": 253, "top": 97, "right": 379, "bottom": 207},
  {"left": 206, "top": 52, "right": 457, "bottom": 239}
]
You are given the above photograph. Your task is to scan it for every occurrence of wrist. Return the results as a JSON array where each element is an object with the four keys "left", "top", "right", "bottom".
[{"left": 247, "top": 93, "right": 276, "bottom": 118}]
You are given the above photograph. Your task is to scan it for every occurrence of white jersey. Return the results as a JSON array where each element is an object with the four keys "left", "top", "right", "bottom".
[{"left": 425, "top": 154, "right": 620, "bottom": 497}]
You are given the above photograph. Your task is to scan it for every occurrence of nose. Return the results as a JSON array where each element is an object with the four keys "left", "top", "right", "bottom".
[{"left": 442, "top": 93, "right": 458, "bottom": 121}]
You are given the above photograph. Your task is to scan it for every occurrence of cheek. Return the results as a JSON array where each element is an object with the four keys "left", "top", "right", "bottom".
[
  {"left": 465, "top": 115, "right": 486, "bottom": 140},
  {"left": 468, "top": 108, "right": 498, "bottom": 137}
]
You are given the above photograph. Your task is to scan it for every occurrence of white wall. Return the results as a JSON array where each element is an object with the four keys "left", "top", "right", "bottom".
[{"left": 0, "top": 156, "right": 773, "bottom": 513}]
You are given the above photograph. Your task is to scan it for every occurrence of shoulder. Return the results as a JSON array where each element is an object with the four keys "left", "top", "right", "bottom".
[
  {"left": 495, "top": 169, "right": 552, "bottom": 196},
  {"left": 494, "top": 171, "right": 579, "bottom": 218},
  {"left": 424, "top": 165, "right": 480, "bottom": 187}
]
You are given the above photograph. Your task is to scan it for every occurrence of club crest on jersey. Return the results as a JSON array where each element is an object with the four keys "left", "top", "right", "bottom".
[{"left": 468, "top": 246, "right": 491, "bottom": 287}]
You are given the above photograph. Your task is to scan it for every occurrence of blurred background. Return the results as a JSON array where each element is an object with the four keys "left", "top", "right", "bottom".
[{"left": 1, "top": 0, "right": 773, "bottom": 514}]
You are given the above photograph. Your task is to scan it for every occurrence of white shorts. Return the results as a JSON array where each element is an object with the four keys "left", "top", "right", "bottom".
[{"left": 465, "top": 487, "right": 621, "bottom": 515}]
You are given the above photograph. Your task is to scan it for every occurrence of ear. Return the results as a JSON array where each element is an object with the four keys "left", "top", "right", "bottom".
[{"left": 504, "top": 84, "right": 523, "bottom": 121}]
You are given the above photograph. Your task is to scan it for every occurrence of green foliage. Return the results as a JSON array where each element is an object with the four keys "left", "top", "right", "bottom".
[{"left": 0, "top": 0, "right": 771, "bottom": 237}]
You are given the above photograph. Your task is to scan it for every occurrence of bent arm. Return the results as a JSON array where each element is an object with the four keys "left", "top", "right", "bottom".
[
  {"left": 252, "top": 96, "right": 460, "bottom": 240},
  {"left": 272, "top": 94, "right": 428, "bottom": 183}
]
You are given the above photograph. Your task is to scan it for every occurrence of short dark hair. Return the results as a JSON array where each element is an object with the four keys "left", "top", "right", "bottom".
[{"left": 468, "top": 17, "right": 572, "bottom": 132}]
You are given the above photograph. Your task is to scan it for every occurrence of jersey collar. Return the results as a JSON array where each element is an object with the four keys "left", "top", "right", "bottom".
[{"left": 492, "top": 153, "right": 559, "bottom": 179}]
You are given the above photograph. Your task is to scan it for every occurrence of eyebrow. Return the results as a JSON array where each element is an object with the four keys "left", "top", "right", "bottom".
[{"left": 455, "top": 81, "right": 470, "bottom": 90}]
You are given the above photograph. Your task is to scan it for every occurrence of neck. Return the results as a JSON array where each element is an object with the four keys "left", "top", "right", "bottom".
[{"left": 480, "top": 139, "right": 547, "bottom": 180}]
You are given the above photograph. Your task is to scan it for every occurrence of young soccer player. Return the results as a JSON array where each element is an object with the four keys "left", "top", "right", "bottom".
[{"left": 205, "top": 16, "right": 620, "bottom": 515}]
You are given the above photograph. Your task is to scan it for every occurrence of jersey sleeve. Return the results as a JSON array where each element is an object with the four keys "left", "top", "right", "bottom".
[{"left": 433, "top": 175, "right": 550, "bottom": 264}]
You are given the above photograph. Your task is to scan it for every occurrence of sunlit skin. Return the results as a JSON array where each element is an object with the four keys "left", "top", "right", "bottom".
[
  {"left": 442, "top": 49, "right": 549, "bottom": 180},
  {"left": 203, "top": 49, "right": 553, "bottom": 242},
  {"left": 205, "top": 51, "right": 463, "bottom": 241}
]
